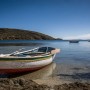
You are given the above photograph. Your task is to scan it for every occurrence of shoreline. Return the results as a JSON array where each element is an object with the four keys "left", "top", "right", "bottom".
[
  {"left": 0, "top": 62, "right": 90, "bottom": 89},
  {"left": 0, "top": 62, "right": 90, "bottom": 90},
  {"left": 0, "top": 78, "right": 90, "bottom": 90}
]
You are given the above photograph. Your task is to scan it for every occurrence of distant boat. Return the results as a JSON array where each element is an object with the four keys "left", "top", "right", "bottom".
[
  {"left": 0, "top": 47, "right": 60, "bottom": 74},
  {"left": 69, "top": 40, "right": 79, "bottom": 43}
]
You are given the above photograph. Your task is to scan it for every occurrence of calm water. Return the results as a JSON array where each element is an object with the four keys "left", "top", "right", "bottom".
[
  {"left": 0, "top": 40, "right": 90, "bottom": 65},
  {"left": 0, "top": 40, "right": 90, "bottom": 81}
]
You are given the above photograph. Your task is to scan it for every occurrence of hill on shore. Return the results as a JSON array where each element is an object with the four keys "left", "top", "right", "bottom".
[{"left": 0, "top": 28, "right": 55, "bottom": 40}]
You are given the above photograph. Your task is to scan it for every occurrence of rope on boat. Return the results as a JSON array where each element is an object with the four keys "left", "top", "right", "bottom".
[
  {"left": 10, "top": 47, "right": 39, "bottom": 56},
  {"left": 10, "top": 48, "right": 25, "bottom": 55},
  {"left": 0, "top": 47, "right": 60, "bottom": 57}
]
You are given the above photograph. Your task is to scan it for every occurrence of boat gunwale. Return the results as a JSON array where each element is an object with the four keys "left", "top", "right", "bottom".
[
  {"left": 0, "top": 54, "right": 54, "bottom": 62},
  {"left": 0, "top": 52, "right": 52, "bottom": 58}
]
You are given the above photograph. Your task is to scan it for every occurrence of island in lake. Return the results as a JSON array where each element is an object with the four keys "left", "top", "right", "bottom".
[{"left": 0, "top": 28, "right": 62, "bottom": 40}]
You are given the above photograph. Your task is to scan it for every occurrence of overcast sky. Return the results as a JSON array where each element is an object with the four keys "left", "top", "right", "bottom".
[{"left": 0, "top": 0, "right": 90, "bottom": 39}]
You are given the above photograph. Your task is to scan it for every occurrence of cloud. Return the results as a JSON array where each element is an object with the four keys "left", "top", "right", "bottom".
[{"left": 63, "top": 34, "right": 90, "bottom": 40}]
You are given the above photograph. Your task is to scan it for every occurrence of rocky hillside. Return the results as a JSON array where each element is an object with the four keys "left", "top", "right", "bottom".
[{"left": 0, "top": 28, "right": 55, "bottom": 40}]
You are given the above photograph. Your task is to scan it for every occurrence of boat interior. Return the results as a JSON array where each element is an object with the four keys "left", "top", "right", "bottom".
[{"left": 0, "top": 47, "right": 56, "bottom": 58}]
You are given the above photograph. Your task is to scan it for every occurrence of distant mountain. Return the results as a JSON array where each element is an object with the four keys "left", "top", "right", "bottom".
[
  {"left": 55, "top": 38, "right": 62, "bottom": 40},
  {"left": 0, "top": 28, "right": 56, "bottom": 40}
]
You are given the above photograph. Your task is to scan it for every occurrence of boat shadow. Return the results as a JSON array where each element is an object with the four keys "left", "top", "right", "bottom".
[{"left": 0, "top": 62, "right": 56, "bottom": 79}]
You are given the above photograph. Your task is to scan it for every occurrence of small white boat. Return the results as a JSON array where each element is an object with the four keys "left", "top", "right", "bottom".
[{"left": 0, "top": 47, "right": 60, "bottom": 74}]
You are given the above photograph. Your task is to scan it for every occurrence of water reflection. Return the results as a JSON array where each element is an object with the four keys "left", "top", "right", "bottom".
[{"left": 0, "top": 62, "right": 56, "bottom": 79}]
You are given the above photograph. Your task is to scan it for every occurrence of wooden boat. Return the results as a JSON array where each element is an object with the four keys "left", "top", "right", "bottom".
[
  {"left": 69, "top": 40, "right": 79, "bottom": 43},
  {"left": 7, "top": 62, "right": 56, "bottom": 78},
  {"left": 0, "top": 47, "right": 60, "bottom": 74}
]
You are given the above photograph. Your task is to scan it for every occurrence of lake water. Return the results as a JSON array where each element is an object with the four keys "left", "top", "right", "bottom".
[
  {"left": 0, "top": 40, "right": 90, "bottom": 65},
  {"left": 0, "top": 40, "right": 90, "bottom": 83}
]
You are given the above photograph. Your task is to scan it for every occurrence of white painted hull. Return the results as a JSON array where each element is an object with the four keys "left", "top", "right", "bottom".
[
  {"left": 0, "top": 56, "right": 53, "bottom": 69},
  {"left": 0, "top": 56, "right": 54, "bottom": 74}
]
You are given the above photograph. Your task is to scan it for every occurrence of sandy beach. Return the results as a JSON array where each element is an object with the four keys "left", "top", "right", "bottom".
[{"left": 0, "top": 78, "right": 90, "bottom": 90}]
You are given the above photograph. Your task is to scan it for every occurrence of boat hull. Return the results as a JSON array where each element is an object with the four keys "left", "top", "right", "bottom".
[
  {"left": 0, "top": 66, "right": 46, "bottom": 74},
  {"left": 0, "top": 55, "right": 54, "bottom": 74}
]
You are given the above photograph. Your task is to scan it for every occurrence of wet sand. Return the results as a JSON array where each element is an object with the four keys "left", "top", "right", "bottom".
[
  {"left": 32, "top": 63, "right": 90, "bottom": 90},
  {"left": 0, "top": 78, "right": 90, "bottom": 90},
  {"left": 12, "top": 62, "right": 90, "bottom": 86}
]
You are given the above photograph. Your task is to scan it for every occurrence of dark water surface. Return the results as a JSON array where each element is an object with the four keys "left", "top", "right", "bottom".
[{"left": 0, "top": 40, "right": 90, "bottom": 82}]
